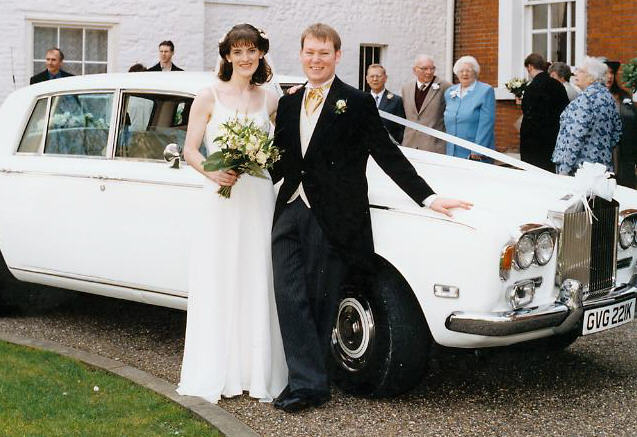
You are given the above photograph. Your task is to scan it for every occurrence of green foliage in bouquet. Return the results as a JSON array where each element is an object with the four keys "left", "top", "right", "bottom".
[
  {"left": 505, "top": 77, "right": 528, "bottom": 98},
  {"left": 621, "top": 58, "right": 637, "bottom": 92},
  {"left": 202, "top": 116, "right": 281, "bottom": 198}
]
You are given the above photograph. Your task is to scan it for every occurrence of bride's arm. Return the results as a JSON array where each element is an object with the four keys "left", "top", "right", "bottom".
[
  {"left": 266, "top": 89, "right": 279, "bottom": 124},
  {"left": 184, "top": 88, "right": 238, "bottom": 187}
]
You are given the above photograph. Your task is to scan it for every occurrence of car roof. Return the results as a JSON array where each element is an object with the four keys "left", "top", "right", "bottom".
[{"left": 24, "top": 71, "right": 305, "bottom": 96}]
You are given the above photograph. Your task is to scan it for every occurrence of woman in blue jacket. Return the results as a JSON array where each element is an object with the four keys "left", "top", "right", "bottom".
[{"left": 444, "top": 56, "right": 495, "bottom": 161}]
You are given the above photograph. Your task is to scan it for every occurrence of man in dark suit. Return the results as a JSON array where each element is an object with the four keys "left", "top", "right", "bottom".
[
  {"left": 520, "top": 53, "right": 570, "bottom": 171},
  {"left": 366, "top": 64, "right": 405, "bottom": 144},
  {"left": 30, "top": 48, "right": 73, "bottom": 85},
  {"left": 270, "top": 23, "right": 471, "bottom": 413},
  {"left": 147, "top": 40, "right": 183, "bottom": 71}
]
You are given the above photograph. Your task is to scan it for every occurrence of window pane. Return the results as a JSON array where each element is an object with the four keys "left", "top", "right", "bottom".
[
  {"left": 18, "top": 98, "right": 48, "bottom": 153},
  {"left": 85, "top": 63, "right": 107, "bottom": 75},
  {"left": 34, "top": 27, "right": 57, "bottom": 59},
  {"left": 33, "top": 61, "right": 46, "bottom": 75},
  {"left": 116, "top": 94, "right": 193, "bottom": 160},
  {"left": 86, "top": 29, "right": 107, "bottom": 62},
  {"left": 60, "top": 28, "right": 83, "bottom": 61},
  {"left": 63, "top": 62, "right": 82, "bottom": 76},
  {"left": 551, "top": 3, "right": 568, "bottom": 28},
  {"left": 532, "top": 33, "right": 548, "bottom": 59},
  {"left": 570, "top": 31, "right": 576, "bottom": 65},
  {"left": 570, "top": 2, "right": 575, "bottom": 27},
  {"left": 45, "top": 93, "right": 112, "bottom": 156},
  {"left": 550, "top": 32, "right": 568, "bottom": 62},
  {"left": 532, "top": 4, "right": 548, "bottom": 29}
]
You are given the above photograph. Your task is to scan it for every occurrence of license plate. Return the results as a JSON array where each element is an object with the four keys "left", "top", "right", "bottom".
[{"left": 582, "top": 298, "right": 636, "bottom": 335}]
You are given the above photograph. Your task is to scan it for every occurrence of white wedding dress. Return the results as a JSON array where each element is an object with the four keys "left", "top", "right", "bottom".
[{"left": 177, "top": 86, "right": 288, "bottom": 403}]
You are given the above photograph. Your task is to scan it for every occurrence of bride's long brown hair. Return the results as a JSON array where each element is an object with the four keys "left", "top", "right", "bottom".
[{"left": 218, "top": 24, "right": 272, "bottom": 86}]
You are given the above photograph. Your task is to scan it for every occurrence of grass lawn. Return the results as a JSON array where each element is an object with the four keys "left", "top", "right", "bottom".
[{"left": 0, "top": 341, "right": 221, "bottom": 437}]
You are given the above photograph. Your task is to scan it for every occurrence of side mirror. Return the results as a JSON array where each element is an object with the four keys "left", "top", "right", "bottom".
[{"left": 163, "top": 143, "right": 181, "bottom": 169}]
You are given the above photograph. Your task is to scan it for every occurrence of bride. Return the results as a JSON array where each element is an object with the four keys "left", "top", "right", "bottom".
[{"left": 177, "top": 23, "right": 287, "bottom": 403}]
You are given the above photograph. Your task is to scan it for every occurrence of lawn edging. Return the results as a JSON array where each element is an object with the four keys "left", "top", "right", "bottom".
[{"left": 0, "top": 331, "right": 260, "bottom": 437}]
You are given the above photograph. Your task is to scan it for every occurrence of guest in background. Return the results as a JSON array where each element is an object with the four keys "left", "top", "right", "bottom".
[
  {"left": 553, "top": 56, "right": 622, "bottom": 175},
  {"left": 401, "top": 54, "right": 451, "bottom": 153},
  {"left": 443, "top": 56, "right": 495, "bottom": 161},
  {"left": 520, "top": 53, "right": 570, "bottom": 171},
  {"left": 605, "top": 60, "right": 637, "bottom": 188},
  {"left": 548, "top": 61, "right": 581, "bottom": 101},
  {"left": 128, "top": 63, "right": 147, "bottom": 72},
  {"left": 366, "top": 64, "right": 405, "bottom": 144},
  {"left": 30, "top": 48, "right": 73, "bottom": 84},
  {"left": 148, "top": 41, "right": 183, "bottom": 71}
]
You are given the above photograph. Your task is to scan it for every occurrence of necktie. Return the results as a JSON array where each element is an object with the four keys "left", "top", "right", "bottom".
[
  {"left": 375, "top": 94, "right": 381, "bottom": 107},
  {"left": 305, "top": 87, "right": 324, "bottom": 116}
]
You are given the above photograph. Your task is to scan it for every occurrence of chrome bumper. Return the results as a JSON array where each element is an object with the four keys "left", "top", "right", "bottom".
[{"left": 445, "top": 281, "right": 637, "bottom": 337}]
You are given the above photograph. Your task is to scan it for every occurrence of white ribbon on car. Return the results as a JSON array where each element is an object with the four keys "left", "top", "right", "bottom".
[
  {"left": 378, "top": 110, "right": 617, "bottom": 222},
  {"left": 570, "top": 162, "right": 617, "bottom": 223}
]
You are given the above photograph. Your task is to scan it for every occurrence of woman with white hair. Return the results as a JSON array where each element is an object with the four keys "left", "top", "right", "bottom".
[
  {"left": 552, "top": 56, "right": 622, "bottom": 175},
  {"left": 443, "top": 55, "right": 495, "bottom": 160}
]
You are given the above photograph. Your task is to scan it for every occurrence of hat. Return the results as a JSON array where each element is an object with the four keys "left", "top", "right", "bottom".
[{"left": 604, "top": 60, "right": 621, "bottom": 73}]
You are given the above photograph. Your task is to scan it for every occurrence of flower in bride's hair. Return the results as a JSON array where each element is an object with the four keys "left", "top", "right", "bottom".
[{"left": 258, "top": 28, "right": 269, "bottom": 40}]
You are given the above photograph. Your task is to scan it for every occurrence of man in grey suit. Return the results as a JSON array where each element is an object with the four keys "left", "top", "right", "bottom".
[
  {"left": 366, "top": 64, "right": 405, "bottom": 144},
  {"left": 401, "top": 54, "right": 451, "bottom": 153}
]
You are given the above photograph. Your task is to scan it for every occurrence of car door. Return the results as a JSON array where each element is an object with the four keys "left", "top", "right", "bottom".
[{"left": 3, "top": 89, "right": 203, "bottom": 300}]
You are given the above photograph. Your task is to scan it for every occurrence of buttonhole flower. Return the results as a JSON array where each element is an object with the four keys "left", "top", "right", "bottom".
[
  {"left": 335, "top": 99, "right": 347, "bottom": 114},
  {"left": 432, "top": 83, "right": 440, "bottom": 90}
]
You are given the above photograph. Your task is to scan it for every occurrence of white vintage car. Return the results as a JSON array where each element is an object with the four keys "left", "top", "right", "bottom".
[{"left": 0, "top": 73, "right": 635, "bottom": 397}]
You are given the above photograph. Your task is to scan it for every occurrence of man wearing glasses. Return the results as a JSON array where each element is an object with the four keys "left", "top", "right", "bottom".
[
  {"left": 366, "top": 64, "right": 405, "bottom": 144},
  {"left": 401, "top": 54, "right": 451, "bottom": 153}
]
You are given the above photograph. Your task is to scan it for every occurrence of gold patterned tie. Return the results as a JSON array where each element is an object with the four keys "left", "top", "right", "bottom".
[{"left": 305, "top": 87, "right": 324, "bottom": 116}]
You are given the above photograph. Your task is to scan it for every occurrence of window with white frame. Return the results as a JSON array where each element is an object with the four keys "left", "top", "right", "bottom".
[
  {"left": 359, "top": 45, "right": 383, "bottom": 91},
  {"left": 526, "top": 0, "right": 576, "bottom": 65},
  {"left": 497, "top": 0, "right": 585, "bottom": 98},
  {"left": 33, "top": 25, "right": 108, "bottom": 76}
]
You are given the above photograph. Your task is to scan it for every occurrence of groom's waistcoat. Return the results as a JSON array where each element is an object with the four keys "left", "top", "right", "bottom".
[{"left": 271, "top": 76, "right": 434, "bottom": 266}]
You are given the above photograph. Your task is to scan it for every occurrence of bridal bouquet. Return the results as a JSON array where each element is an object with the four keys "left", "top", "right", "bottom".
[
  {"left": 202, "top": 116, "right": 281, "bottom": 198},
  {"left": 505, "top": 77, "right": 528, "bottom": 98}
]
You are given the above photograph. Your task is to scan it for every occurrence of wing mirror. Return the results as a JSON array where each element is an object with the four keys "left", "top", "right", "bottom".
[{"left": 163, "top": 143, "right": 181, "bottom": 168}]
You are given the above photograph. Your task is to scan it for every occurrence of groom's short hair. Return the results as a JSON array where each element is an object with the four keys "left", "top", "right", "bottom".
[{"left": 301, "top": 23, "right": 341, "bottom": 52}]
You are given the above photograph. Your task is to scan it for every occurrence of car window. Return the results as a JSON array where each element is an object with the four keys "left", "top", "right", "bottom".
[
  {"left": 116, "top": 93, "right": 205, "bottom": 160},
  {"left": 17, "top": 98, "right": 48, "bottom": 153},
  {"left": 44, "top": 93, "right": 113, "bottom": 157}
]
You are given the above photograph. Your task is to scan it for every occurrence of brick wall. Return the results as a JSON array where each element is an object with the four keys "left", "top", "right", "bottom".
[
  {"left": 454, "top": 0, "right": 521, "bottom": 153},
  {"left": 587, "top": 0, "right": 637, "bottom": 83}
]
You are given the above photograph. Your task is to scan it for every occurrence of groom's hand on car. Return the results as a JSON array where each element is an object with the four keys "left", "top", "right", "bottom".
[
  {"left": 207, "top": 169, "right": 239, "bottom": 187},
  {"left": 430, "top": 197, "right": 473, "bottom": 217}
]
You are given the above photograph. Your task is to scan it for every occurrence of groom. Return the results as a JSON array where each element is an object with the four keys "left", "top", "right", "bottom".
[{"left": 270, "top": 23, "right": 470, "bottom": 413}]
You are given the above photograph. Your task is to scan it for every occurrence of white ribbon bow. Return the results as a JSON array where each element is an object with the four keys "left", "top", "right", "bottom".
[{"left": 571, "top": 162, "right": 616, "bottom": 223}]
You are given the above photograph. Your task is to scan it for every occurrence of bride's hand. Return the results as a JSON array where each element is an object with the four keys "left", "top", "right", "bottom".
[{"left": 207, "top": 170, "right": 239, "bottom": 186}]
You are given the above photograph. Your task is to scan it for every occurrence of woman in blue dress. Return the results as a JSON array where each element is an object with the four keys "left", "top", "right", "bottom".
[
  {"left": 552, "top": 56, "right": 622, "bottom": 175},
  {"left": 443, "top": 55, "right": 495, "bottom": 161}
]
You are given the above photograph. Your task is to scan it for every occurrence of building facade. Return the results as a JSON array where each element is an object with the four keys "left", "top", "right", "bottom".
[
  {"left": 454, "top": 0, "right": 637, "bottom": 153},
  {"left": 0, "top": 0, "right": 454, "bottom": 104}
]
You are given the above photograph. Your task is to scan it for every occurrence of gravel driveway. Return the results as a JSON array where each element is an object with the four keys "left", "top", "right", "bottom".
[{"left": 1, "top": 285, "right": 635, "bottom": 437}]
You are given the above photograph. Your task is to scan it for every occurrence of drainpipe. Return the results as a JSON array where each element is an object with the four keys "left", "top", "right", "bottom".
[{"left": 446, "top": 0, "right": 455, "bottom": 83}]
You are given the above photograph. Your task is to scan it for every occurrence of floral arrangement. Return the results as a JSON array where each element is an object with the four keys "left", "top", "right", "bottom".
[
  {"left": 621, "top": 58, "right": 637, "bottom": 93},
  {"left": 505, "top": 77, "right": 528, "bottom": 98},
  {"left": 202, "top": 116, "right": 281, "bottom": 198},
  {"left": 50, "top": 112, "right": 108, "bottom": 130}
]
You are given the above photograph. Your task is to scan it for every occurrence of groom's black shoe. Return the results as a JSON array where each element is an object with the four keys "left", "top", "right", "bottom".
[{"left": 273, "top": 388, "right": 330, "bottom": 413}]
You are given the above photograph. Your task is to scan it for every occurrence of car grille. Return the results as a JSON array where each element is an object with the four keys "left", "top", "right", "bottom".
[{"left": 556, "top": 198, "right": 618, "bottom": 300}]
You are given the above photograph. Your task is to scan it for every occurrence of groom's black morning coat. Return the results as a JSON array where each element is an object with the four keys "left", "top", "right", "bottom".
[{"left": 271, "top": 76, "right": 434, "bottom": 266}]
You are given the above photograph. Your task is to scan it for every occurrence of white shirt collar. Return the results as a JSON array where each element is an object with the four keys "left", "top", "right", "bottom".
[
  {"left": 370, "top": 89, "right": 386, "bottom": 99},
  {"left": 306, "top": 76, "right": 335, "bottom": 90}
]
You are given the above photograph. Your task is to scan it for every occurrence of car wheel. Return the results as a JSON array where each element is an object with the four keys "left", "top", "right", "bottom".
[{"left": 329, "top": 256, "right": 430, "bottom": 397}]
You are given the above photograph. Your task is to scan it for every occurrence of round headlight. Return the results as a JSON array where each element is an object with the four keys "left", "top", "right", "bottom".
[
  {"left": 535, "top": 232, "right": 554, "bottom": 265},
  {"left": 619, "top": 219, "right": 635, "bottom": 249},
  {"left": 516, "top": 234, "right": 535, "bottom": 269}
]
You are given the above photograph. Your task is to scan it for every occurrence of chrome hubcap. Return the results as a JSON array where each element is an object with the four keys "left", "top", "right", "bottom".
[{"left": 331, "top": 297, "right": 375, "bottom": 372}]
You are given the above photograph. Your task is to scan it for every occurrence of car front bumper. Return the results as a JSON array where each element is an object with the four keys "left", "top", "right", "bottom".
[{"left": 445, "top": 281, "right": 637, "bottom": 337}]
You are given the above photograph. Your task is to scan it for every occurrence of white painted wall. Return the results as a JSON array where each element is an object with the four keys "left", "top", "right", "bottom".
[{"left": 1, "top": 0, "right": 450, "bottom": 104}]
